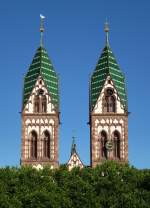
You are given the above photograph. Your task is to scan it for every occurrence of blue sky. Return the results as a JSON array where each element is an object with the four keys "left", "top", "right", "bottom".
[{"left": 0, "top": 0, "right": 149, "bottom": 168}]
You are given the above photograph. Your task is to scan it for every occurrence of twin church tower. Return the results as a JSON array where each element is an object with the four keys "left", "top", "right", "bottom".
[{"left": 21, "top": 17, "right": 128, "bottom": 169}]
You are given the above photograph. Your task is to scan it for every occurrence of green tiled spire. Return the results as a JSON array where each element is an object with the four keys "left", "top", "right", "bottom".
[
  {"left": 22, "top": 16, "right": 59, "bottom": 111},
  {"left": 22, "top": 46, "right": 59, "bottom": 110},
  {"left": 90, "top": 23, "right": 127, "bottom": 111}
]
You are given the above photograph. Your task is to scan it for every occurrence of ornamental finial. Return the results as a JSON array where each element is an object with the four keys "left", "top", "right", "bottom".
[
  {"left": 104, "top": 20, "right": 109, "bottom": 45},
  {"left": 40, "top": 14, "right": 45, "bottom": 47}
]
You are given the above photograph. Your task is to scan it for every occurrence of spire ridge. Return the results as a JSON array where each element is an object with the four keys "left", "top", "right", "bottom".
[
  {"left": 104, "top": 20, "right": 109, "bottom": 46},
  {"left": 40, "top": 14, "right": 45, "bottom": 47}
]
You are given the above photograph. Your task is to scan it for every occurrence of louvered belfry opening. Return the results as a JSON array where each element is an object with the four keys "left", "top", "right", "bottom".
[
  {"left": 43, "top": 131, "right": 50, "bottom": 158},
  {"left": 101, "top": 131, "right": 107, "bottom": 159},
  {"left": 103, "top": 88, "right": 116, "bottom": 113},
  {"left": 33, "top": 90, "right": 47, "bottom": 113},
  {"left": 113, "top": 131, "right": 120, "bottom": 159},
  {"left": 41, "top": 95, "right": 47, "bottom": 113},
  {"left": 30, "top": 131, "right": 38, "bottom": 159}
]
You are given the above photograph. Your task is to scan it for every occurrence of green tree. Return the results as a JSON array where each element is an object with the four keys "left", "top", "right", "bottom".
[{"left": 0, "top": 162, "right": 149, "bottom": 207}]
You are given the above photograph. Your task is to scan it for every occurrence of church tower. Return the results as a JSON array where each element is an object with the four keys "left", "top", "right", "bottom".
[
  {"left": 21, "top": 16, "right": 60, "bottom": 169},
  {"left": 90, "top": 23, "right": 128, "bottom": 167}
]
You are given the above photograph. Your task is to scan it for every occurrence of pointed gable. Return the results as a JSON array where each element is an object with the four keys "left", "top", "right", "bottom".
[
  {"left": 23, "top": 46, "right": 59, "bottom": 110},
  {"left": 91, "top": 41, "right": 127, "bottom": 112},
  {"left": 67, "top": 138, "right": 84, "bottom": 170}
]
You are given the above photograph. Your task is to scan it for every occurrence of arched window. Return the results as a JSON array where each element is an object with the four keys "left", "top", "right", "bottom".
[
  {"left": 100, "top": 131, "right": 107, "bottom": 158},
  {"left": 103, "top": 88, "right": 116, "bottom": 113},
  {"left": 43, "top": 131, "right": 50, "bottom": 158},
  {"left": 34, "top": 95, "right": 40, "bottom": 113},
  {"left": 30, "top": 131, "right": 37, "bottom": 158},
  {"left": 113, "top": 131, "right": 120, "bottom": 159},
  {"left": 34, "top": 90, "right": 47, "bottom": 113},
  {"left": 41, "top": 95, "right": 47, "bottom": 113}
]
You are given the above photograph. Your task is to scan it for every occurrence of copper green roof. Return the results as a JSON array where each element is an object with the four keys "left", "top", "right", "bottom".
[
  {"left": 90, "top": 44, "right": 128, "bottom": 111},
  {"left": 22, "top": 46, "right": 59, "bottom": 110}
]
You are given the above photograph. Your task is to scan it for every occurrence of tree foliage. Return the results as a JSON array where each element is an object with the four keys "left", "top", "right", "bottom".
[{"left": 0, "top": 162, "right": 149, "bottom": 207}]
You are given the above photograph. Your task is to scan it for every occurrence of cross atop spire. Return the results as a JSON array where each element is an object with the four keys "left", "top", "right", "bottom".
[
  {"left": 40, "top": 14, "right": 45, "bottom": 47},
  {"left": 104, "top": 20, "right": 109, "bottom": 46}
]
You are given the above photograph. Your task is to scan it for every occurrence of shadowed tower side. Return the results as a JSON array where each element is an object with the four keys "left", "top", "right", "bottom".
[
  {"left": 21, "top": 15, "right": 60, "bottom": 169},
  {"left": 89, "top": 22, "right": 128, "bottom": 167}
]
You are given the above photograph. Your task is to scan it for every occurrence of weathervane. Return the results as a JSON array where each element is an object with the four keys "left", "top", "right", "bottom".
[
  {"left": 104, "top": 20, "right": 109, "bottom": 45},
  {"left": 40, "top": 14, "right": 45, "bottom": 47}
]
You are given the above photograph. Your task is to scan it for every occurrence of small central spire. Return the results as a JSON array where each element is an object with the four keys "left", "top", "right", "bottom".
[
  {"left": 104, "top": 20, "right": 109, "bottom": 46},
  {"left": 71, "top": 136, "right": 76, "bottom": 155},
  {"left": 40, "top": 14, "right": 45, "bottom": 47}
]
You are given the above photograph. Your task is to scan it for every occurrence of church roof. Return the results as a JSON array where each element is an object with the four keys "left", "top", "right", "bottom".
[
  {"left": 67, "top": 137, "right": 84, "bottom": 170},
  {"left": 22, "top": 46, "right": 59, "bottom": 110},
  {"left": 90, "top": 25, "right": 128, "bottom": 111}
]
